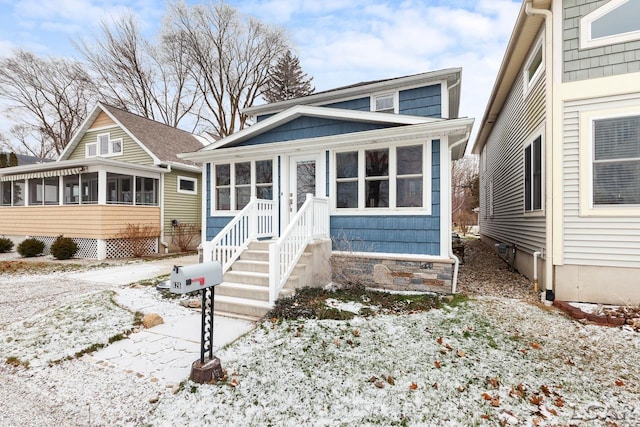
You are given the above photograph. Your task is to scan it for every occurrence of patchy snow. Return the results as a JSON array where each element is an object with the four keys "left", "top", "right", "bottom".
[
  {"left": 324, "top": 298, "right": 366, "bottom": 314},
  {"left": 150, "top": 298, "right": 640, "bottom": 426},
  {"left": 2, "top": 254, "right": 640, "bottom": 426}
]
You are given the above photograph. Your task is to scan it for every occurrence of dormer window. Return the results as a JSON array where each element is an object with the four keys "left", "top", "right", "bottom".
[
  {"left": 372, "top": 93, "right": 396, "bottom": 113},
  {"left": 581, "top": 0, "right": 640, "bottom": 49},
  {"left": 86, "top": 133, "right": 123, "bottom": 158}
]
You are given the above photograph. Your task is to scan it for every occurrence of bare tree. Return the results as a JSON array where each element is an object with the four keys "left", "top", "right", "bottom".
[
  {"left": 451, "top": 155, "right": 479, "bottom": 234},
  {"left": 75, "top": 13, "right": 200, "bottom": 130},
  {"left": 0, "top": 49, "right": 97, "bottom": 157},
  {"left": 166, "top": 1, "right": 289, "bottom": 137}
]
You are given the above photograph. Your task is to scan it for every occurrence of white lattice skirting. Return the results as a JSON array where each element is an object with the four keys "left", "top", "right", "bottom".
[
  {"left": 105, "top": 238, "right": 158, "bottom": 258},
  {"left": 31, "top": 236, "right": 99, "bottom": 259},
  {"left": 29, "top": 236, "right": 158, "bottom": 259}
]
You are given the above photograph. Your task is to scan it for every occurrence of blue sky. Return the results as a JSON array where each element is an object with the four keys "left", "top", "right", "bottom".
[{"left": 0, "top": 0, "right": 522, "bottom": 144}]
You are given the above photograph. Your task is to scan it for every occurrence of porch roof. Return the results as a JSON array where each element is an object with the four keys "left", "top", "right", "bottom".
[
  {"left": 0, "top": 157, "right": 167, "bottom": 181},
  {"left": 180, "top": 116, "right": 474, "bottom": 163}
]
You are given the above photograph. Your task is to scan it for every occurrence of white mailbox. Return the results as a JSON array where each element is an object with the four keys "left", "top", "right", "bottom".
[{"left": 170, "top": 261, "right": 223, "bottom": 295}]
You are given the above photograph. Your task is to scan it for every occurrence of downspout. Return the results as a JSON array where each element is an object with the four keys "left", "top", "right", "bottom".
[
  {"left": 448, "top": 131, "right": 470, "bottom": 294},
  {"left": 526, "top": 1, "right": 554, "bottom": 302},
  {"left": 532, "top": 250, "right": 541, "bottom": 293},
  {"left": 160, "top": 163, "right": 171, "bottom": 253}
]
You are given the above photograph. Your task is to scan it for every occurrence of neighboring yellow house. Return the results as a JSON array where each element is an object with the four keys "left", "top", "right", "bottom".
[{"left": 0, "top": 103, "right": 205, "bottom": 259}]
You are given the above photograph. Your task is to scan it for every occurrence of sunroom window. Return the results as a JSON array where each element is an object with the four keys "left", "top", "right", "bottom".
[
  {"left": 28, "top": 177, "right": 59, "bottom": 205},
  {"left": 13, "top": 180, "right": 25, "bottom": 206},
  {"left": 335, "top": 143, "right": 428, "bottom": 211},
  {"left": 136, "top": 177, "right": 159, "bottom": 205},
  {"left": 213, "top": 160, "right": 274, "bottom": 212},
  {"left": 1, "top": 181, "right": 11, "bottom": 206},
  {"left": 107, "top": 173, "right": 133, "bottom": 205},
  {"left": 593, "top": 115, "right": 640, "bottom": 205},
  {"left": 365, "top": 149, "right": 389, "bottom": 208},
  {"left": 81, "top": 173, "right": 99, "bottom": 204}
]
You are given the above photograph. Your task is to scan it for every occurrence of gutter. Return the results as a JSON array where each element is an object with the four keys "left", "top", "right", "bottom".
[{"left": 525, "top": 1, "right": 555, "bottom": 302}]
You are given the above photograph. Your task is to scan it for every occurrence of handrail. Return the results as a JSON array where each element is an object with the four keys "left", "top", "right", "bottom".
[
  {"left": 268, "top": 194, "right": 329, "bottom": 304},
  {"left": 202, "top": 198, "right": 275, "bottom": 273}
]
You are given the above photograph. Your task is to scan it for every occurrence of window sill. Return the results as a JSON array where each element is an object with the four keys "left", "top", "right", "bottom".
[
  {"left": 331, "top": 208, "right": 432, "bottom": 216},
  {"left": 523, "top": 210, "right": 545, "bottom": 218}
]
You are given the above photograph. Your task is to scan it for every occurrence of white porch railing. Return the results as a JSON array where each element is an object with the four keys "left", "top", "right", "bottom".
[
  {"left": 202, "top": 198, "right": 275, "bottom": 273},
  {"left": 268, "top": 194, "right": 329, "bottom": 304}
]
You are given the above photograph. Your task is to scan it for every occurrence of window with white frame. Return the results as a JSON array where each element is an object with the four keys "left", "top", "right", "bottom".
[
  {"left": 86, "top": 133, "right": 123, "bottom": 158},
  {"left": 177, "top": 176, "right": 197, "bottom": 195},
  {"left": 523, "top": 37, "right": 543, "bottom": 94},
  {"left": 371, "top": 93, "right": 396, "bottom": 113},
  {"left": 524, "top": 135, "right": 543, "bottom": 212},
  {"left": 334, "top": 143, "right": 428, "bottom": 211},
  {"left": 28, "top": 177, "right": 59, "bottom": 205},
  {"left": 580, "top": 0, "right": 640, "bottom": 49},
  {"left": 213, "top": 160, "right": 273, "bottom": 212},
  {"left": 592, "top": 115, "right": 640, "bottom": 206}
]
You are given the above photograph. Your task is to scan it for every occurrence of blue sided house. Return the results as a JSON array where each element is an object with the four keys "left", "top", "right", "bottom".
[{"left": 181, "top": 68, "right": 474, "bottom": 318}]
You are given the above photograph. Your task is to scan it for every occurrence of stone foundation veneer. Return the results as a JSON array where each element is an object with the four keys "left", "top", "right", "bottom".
[{"left": 331, "top": 252, "right": 454, "bottom": 293}]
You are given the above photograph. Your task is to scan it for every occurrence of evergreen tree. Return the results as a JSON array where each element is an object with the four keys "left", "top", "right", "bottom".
[
  {"left": 8, "top": 152, "right": 18, "bottom": 167},
  {"left": 262, "top": 50, "right": 314, "bottom": 103},
  {"left": 0, "top": 153, "right": 7, "bottom": 168}
]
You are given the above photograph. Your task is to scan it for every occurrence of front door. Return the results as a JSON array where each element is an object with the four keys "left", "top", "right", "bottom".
[{"left": 290, "top": 155, "right": 318, "bottom": 215}]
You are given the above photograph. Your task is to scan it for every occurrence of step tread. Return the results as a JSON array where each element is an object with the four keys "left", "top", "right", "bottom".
[
  {"left": 214, "top": 294, "right": 273, "bottom": 308},
  {"left": 217, "top": 281, "right": 270, "bottom": 292},
  {"left": 225, "top": 270, "right": 269, "bottom": 278}
]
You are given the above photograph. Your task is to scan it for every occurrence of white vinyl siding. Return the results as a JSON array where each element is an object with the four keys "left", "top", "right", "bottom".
[
  {"left": 563, "top": 95, "right": 640, "bottom": 268},
  {"left": 479, "top": 47, "right": 546, "bottom": 253}
]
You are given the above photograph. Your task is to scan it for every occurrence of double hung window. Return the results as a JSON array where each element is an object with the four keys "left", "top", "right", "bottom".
[{"left": 524, "top": 135, "right": 543, "bottom": 212}]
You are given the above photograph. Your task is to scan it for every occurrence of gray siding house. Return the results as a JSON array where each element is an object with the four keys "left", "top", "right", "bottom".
[
  {"left": 473, "top": 0, "right": 640, "bottom": 305},
  {"left": 181, "top": 69, "right": 474, "bottom": 317}
]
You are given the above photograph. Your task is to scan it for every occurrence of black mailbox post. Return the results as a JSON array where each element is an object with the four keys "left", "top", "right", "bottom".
[{"left": 170, "top": 261, "right": 224, "bottom": 383}]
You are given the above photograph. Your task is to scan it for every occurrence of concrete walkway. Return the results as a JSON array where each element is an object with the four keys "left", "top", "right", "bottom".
[{"left": 73, "top": 255, "right": 256, "bottom": 386}]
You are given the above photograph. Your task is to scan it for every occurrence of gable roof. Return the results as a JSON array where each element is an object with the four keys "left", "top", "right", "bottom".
[
  {"left": 0, "top": 152, "right": 52, "bottom": 165},
  {"left": 472, "top": 0, "right": 550, "bottom": 154},
  {"left": 59, "top": 103, "right": 205, "bottom": 168},
  {"left": 189, "top": 105, "right": 442, "bottom": 154},
  {"left": 243, "top": 68, "right": 462, "bottom": 120}
]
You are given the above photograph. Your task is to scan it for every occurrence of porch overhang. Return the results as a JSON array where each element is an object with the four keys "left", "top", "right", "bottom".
[{"left": 180, "top": 117, "right": 474, "bottom": 163}]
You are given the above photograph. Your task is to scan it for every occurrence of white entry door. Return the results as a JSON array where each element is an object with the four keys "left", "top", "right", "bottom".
[{"left": 288, "top": 154, "right": 323, "bottom": 217}]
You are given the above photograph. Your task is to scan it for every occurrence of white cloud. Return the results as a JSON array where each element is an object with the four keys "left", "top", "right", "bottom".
[{"left": 0, "top": 39, "right": 13, "bottom": 57}]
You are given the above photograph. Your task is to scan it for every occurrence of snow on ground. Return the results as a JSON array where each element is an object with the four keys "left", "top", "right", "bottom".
[{"left": 150, "top": 298, "right": 640, "bottom": 426}]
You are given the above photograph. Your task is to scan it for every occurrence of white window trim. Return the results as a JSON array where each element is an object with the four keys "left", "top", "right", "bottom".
[
  {"left": 523, "top": 34, "right": 544, "bottom": 98},
  {"left": 580, "top": 0, "right": 640, "bottom": 49},
  {"left": 523, "top": 127, "right": 545, "bottom": 216},
  {"left": 579, "top": 105, "right": 640, "bottom": 216},
  {"left": 370, "top": 91, "right": 399, "bottom": 114},
  {"left": 488, "top": 179, "right": 494, "bottom": 218},
  {"left": 177, "top": 176, "right": 198, "bottom": 195},
  {"left": 86, "top": 133, "right": 123, "bottom": 158},
  {"left": 210, "top": 158, "right": 275, "bottom": 215},
  {"left": 331, "top": 140, "right": 432, "bottom": 216}
]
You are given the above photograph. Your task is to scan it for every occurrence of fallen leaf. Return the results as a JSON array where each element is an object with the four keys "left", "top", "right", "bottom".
[
  {"left": 481, "top": 414, "right": 491, "bottom": 420},
  {"left": 481, "top": 392, "right": 492, "bottom": 401},
  {"left": 615, "top": 379, "right": 625, "bottom": 387},
  {"left": 566, "top": 358, "right": 575, "bottom": 366},
  {"left": 228, "top": 378, "right": 239, "bottom": 387},
  {"left": 532, "top": 418, "right": 541, "bottom": 426},
  {"left": 437, "top": 336, "right": 443, "bottom": 345},
  {"left": 445, "top": 343, "right": 452, "bottom": 350},
  {"left": 431, "top": 383, "right": 438, "bottom": 389},
  {"left": 352, "top": 329, "right": 360, "bottom": 337},
  {"left": 531, "top": 342, "right": 542, "bottom": 350},
  {"left": 440, "top": 347, "right": 448, "bottom": 354},
  {"left": 434, "top": 360, "right": 441, "bottom": 369},
  {"left": 540, "top": 385, "right": 550, "bottom": 396},
  {"left": 457, "top": 350, "right": 466, "bottom": 358},
  {"left": 409, "top": 382, "right": 418, "bottom": 390},
  {"left": 555, "top": 397, "right": 564, "bottom": 407},
  {"left": 368, "top": 376, "right": 377, "bottom": 383},
  {"left": 530, "top": 394, "right": 543, "bottom": 405},
  {"left": 386, "top": 375, "right": 395, "bottom": 385},
  {"left": 491, "top": 398, "right": 500, "bottom": 407},
  {"left": 374, "top": 381, "right": 384, "bottom": 389},
  {"left": 270, "top": 317, "right": 277, "bottom": 323},
  {"left": 333, "top": 338, "right": 340, "bottom": 347},
  {"left": 548, "top": 408, "right": 558, "bottom": 416},
  {"left": 457, "top": 385, "right": 465, "bottom": 392},
  {"left": 486, "top": 377, "right": 500, "bottom": 388}
]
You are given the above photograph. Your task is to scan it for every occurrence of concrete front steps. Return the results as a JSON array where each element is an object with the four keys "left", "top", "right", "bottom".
[{"left": 214, "top": 240, "right": 313, "bottom": 319}]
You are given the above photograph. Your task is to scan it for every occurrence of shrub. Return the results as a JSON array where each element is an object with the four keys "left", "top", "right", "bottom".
[
  {"left": 17, "top": 238, "right": 45, "bottom": 258},
  {"left": 0, "top": 237, "right": 13, "bottom": 253},
  {"left": 50, "top": 235, "right": 78, "bottom": 260},
  {"left": 172, "top": 222, "right": 201, "bottom": 252}
]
